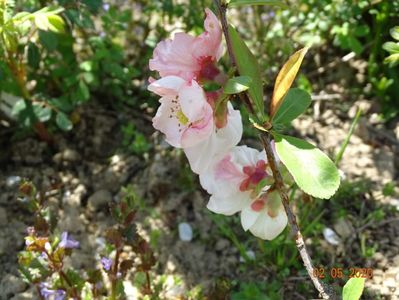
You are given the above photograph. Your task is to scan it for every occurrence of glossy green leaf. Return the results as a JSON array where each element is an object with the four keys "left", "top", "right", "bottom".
[
  {"left": 228, "top": 0, "right": 286, "bottom": 7},
  {"left": 224, "top": 76, "right": 252, "bottom": 94},
  {"left": 272, "top": 88, "right": 311, "bottom": 125},
  {"left": 229, "top": 25, "right": 265, "bottom": 121},
  {"left": 56, "top": 112, "right": 72, "bottom": 131},
  {"left": 343, "top": 278, "right": 365, "bottom": 300},
  {"left": 274, "top": 133, "right": 340, "bottom": 199}
]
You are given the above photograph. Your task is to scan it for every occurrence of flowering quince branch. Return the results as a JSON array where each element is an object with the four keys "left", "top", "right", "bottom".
[
  {"left": 213, "top": 0, "right": 337, "bottom": 298},
  {"left": 149, "top": 1, "right": 340, "bottom": 298}
]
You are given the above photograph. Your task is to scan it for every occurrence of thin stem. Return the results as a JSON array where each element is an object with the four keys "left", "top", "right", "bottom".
[
  {"left": 212, "top": 0, "right": 335, "bottom": 298},
  {"left": 35, "top": 284, "right": 45, "bottom": 300},
  {"left": 110, "top": 248, "right": 121, "bottom": 300},
  {"left": 145, "top": 271, "right": 152, "bottom": 294},
  {"left": 59, "top": 270, "right": 81, "bottom": 300},
  {"left": 213, "top": 0, "right": 236, "bottom": 67},
  {"left": 260, "top": 133, "right": 335, "bottom": 299},
  {"left": 213, "top": 0, "right": 256, "bottom": 116}
]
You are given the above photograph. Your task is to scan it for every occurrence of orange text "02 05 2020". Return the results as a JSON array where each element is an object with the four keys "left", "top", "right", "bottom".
[{"left": 312, "top": 267, "right": 373, "bottom": 279}]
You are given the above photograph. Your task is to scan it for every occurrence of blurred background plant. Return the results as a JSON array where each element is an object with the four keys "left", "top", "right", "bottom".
[{"left": 17, "top": 180, "right": 155, "bottom": 299}]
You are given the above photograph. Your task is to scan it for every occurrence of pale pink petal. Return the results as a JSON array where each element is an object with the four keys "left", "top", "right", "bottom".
[
  {"left": 183, "top": 103, "right": 242, "bottom": 174},
  {"left": 152, "top": 97, "right": 184, "bottom": 148},
  {"left": 214, "top": 154, "right": 243, "bottom": 181},
  {"left": 149, "top": 33, "right": 199, "bottom": 81},
  {"left": 193, "top": 8, "right": 223, "bottom": 60},
  {"left": 248, "top": 209, "right": 287, "bottom": 240},
  {"left": 207, "top": 192, "right": 250, "bottom": 216},
  {"left": 179, "top": 81, "right": 208, "bottom": 121},
  {"left": 148, "top": 76, "right": 186, "bottom": 97}
]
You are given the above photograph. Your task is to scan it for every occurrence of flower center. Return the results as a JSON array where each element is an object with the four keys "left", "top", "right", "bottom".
[
  {"left": 176, "top": 109, "right": 189, "bottom": 125},
  {"left": 198, "top": 56, "right": 220, "bottom": 81},
  {"left": 239, "top": 160, "right": 268, "bottom": 192}
]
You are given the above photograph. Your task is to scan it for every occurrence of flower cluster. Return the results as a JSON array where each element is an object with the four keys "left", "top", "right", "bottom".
[{"left": 149, "top": 9, "right": 287, "bottom": 240}]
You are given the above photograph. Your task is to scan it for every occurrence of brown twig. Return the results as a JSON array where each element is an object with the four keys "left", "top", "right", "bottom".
[
  {"left": 260, "top": 133, "right": 334, "bottom": 299},
  {"left": 213, "top": 0, "right": 335, "bottom": 298}
]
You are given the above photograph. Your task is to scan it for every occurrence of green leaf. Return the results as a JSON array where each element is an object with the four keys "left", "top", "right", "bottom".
[
  {"left": 39, "top": 30, "right": 58, "bottom": 51},
  {"left": 383, "top": 42, "right": 399, "bottom": 54},
  {"left": 48, "top": 97, "right": 73, "bottom": 112},
  {"left": 385, "top": 53, "right": 399, "bottom": 67},
  {"left": 273, "top": 133, "right": 340, "bottom": 199},
  {"left": 34, "top": 14, "right": 50, "bottom": 30},
  {"left": 272, "top": 88, "right": 311, "bottom": 125},
  {"left": 224, "top": 76, "right": 252, "bottom": 94},
  {"left": 228, "top": 0, "right": 286, "bottom": 7},
  {"left": 11, "top": 99, "right": 27, "bottom": 116},
  {"left": 77, "top": 80, "right": 90, "bottom": 102},
  {"left": 342, "top": 278, "right": 366, "bottom": 300},
  {"left": 56, "top": 112, "right": 72, "bottom": 131},
  {"left": 27, "top": 42, "right": 40, "bottom": 68},
  {"left": 390, "top": 26, "right": 399, "bottom": 41},
  {"left": 229, "top": 25, "right": 265, "bottom": 122},
  {"left": 47, "top": 14, "right": 65, "bottom": 33},
  {"left": 82, "top": 0, "right": 103, "bottom": 12},
  {"left": 33, "top": 104, "right": 51, "bottom": 122}
]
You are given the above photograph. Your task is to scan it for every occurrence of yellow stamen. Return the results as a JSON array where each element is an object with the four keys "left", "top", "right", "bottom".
[{"left": 176, "top": 109, "right": 189, "bottom": 125}]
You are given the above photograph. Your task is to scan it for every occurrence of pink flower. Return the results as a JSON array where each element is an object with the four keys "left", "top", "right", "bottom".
[
  {"left": 148, "top": 76, "right": 214, "bottom": 148},
  {"left": 200, "top": 146, "right": 287, "bottom": 240},
  {"left": 183, "top": 102, "right": 242, "bottom": 174},
  {"left": 149, "top": 8, "right": 223, "bottom": 82}
]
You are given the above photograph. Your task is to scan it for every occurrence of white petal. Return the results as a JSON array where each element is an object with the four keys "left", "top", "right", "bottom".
[
  {"left": 248, "top": 209, "right": 288, "bottom": 240},
  {"left": 206, "top": 192, "right": 250, "bottom": 215},
  {"left": 152, "top": 97, "right": 183, "bottom": 148},
  {"left": 240, "top": 205, "right": 261, "bottom": 231},
  {"left": 200, "top": 171, "right": 240, "bottom": 199},
  {"left": 230, "top": 145, "right": 261, "bottom": 168},
  {"left": 148, "top": 76, "right": 186, "bottom": 97},
  {"left": 183, "top": 103, "right": 242, "bottom": 174}
]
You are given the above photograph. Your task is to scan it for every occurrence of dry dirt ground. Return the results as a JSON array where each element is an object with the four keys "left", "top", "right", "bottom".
[{"left": 0, "top": 93, "right": 398, "bottom": 300}]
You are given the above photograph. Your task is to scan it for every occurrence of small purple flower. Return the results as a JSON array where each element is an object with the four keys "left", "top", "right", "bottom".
[
  {"left": 101, "top": 257, "right": 113, "bottom": 271},
  {"left": 55, "top": 290, "right": 66, "bottom": 300},
  {"left": 39, "top": 283, "right": 66, "bottom": 300},
  {"left": 103, "top": 3, "right": 110, "bottom": 11},
  {"left": 59, "top": 232, "right": 80, "bottom": 249}
]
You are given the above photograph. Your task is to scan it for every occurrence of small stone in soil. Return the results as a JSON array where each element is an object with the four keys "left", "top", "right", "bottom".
[
  {"left": 0, "top": 207, "right": 8, "bottom": 226},
  {"left": 6, "top": 176, "right": 21, "bottom": 187},
  {"left": 0, "top": 274, "right": 27, "bottom": 300},
  {"left": 87, "top": 189, "right": 113, "bottom": 211},
  {"left": 178, "top": 222, "right": 193, "bottom": 242}
]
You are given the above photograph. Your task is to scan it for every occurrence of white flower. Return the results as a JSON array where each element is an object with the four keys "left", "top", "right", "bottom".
[{"left": 200, "top": 145, "right": 287, "bottom": 240}]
